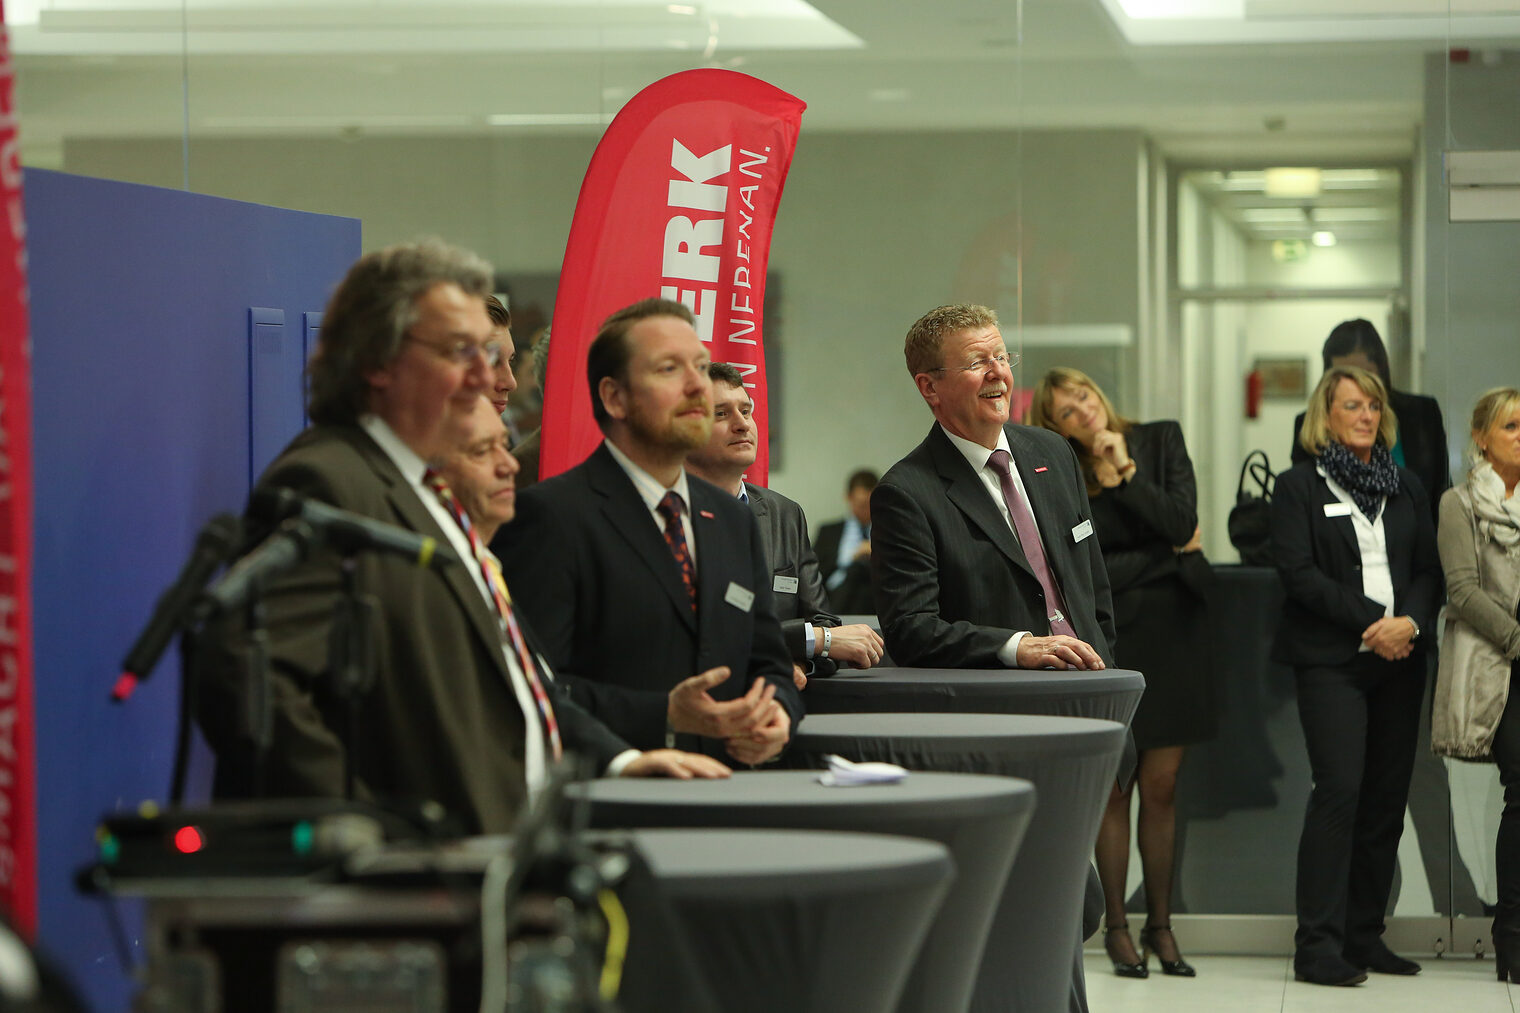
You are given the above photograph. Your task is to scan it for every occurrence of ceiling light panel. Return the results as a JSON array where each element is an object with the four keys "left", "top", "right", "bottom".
[{"left": 9, "top": 0, "right": 863, "bottom": 55}]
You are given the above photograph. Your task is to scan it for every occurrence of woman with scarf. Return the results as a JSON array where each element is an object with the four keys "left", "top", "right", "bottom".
[
  {"left": 1271, "top": 364, "right": 1442, "bottom": 988},
  {"left": 1432, "top": 387, "right": 1520, "bottom": 980}
]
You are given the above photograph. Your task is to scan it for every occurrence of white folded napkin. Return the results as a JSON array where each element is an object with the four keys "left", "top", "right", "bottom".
[{"left": 816, "top": 753, "right": 909, "bottom": 787}]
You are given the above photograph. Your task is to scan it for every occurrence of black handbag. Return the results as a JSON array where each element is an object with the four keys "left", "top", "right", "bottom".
[{"left": 1228, "top": 449, "right": 1276, "bottom": 566}]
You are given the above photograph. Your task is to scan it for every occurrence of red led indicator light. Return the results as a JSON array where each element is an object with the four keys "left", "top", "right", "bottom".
[{"left": 173, "top": 826, "right": 204, "bottom": 854}]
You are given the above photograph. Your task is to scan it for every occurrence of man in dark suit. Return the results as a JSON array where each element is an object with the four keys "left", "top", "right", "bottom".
[
  {"left": 197, "top": 241, "right": 726, "bottom": 836},
  {"left": 872, "top": 304, "right": 1115, "bottom": 671},
  {"left": 495, "top": 298, "right": 802, "bottom": 765},
  {"left": 814, "top": 469, "right": 878, "bottom": 614},
  {"left": 873, "top": 303, "right": 1117, "bottom": 1013},
  {"left": 685, "top": 362, "right": 885, "bottom": 682}
]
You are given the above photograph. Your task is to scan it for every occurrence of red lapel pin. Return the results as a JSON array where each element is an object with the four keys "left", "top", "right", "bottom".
[
  {"left": 1034, "top": 466, "right": 1049, "bottom": 473},
  {"left": 699, "top": 509, "right": 715, "bottom": 519}
]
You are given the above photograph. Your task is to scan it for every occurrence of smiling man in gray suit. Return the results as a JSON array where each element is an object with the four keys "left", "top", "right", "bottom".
[{"left": 872, "top": 303, "right": 1116, "bottom": 672}]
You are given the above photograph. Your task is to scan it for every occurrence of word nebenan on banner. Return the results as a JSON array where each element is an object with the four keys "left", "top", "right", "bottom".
[{"left": 540, "top": 69, "right": 805, "bottom": 486}]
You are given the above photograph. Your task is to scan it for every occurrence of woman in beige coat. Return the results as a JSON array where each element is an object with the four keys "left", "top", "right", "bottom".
[{"left": 1434, "top": 386, "right": 1520, "bottom": 980}]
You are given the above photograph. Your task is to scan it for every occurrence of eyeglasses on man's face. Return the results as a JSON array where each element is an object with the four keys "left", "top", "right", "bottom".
[
  {"left": 929, "top": 351, "right": 1018, "bottom": 374},
  {"left": 405, "top": 335, "right": 504, "bottom": 367}
]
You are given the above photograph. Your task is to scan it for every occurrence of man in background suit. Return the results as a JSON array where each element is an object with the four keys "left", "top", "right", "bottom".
[
  {"left": 814, "top": 469, "right": 878, "bottom": 614},
  {"left": 872, "top": 302, "right": 1118, "bottom": 1013},
  {"left": 685, "top": 362, "right": 884, "bottom": 683},
  {"left": 495, "top": 298, "right": 801, "bottom": 764},
  {"left": 198, "top": 241, "right": 725, "bottom": 836}
]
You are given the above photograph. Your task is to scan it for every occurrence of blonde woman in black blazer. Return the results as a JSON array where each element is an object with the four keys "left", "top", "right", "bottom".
[{"left": 1271, "top": 365, "right": 1442, "bottom": 987}]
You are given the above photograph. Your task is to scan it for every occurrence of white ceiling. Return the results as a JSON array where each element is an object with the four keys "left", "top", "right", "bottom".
[{"left": 9, "top": 0, "right": 1518, "bottom": 164}]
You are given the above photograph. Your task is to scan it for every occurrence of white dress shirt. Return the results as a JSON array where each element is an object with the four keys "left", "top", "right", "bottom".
[
  {"left": 829, "top": 515, "right": 869, "bottom": 591},
  {"left": 939, "top": 424, "right": 1049, "bottom": 666},
  {"left": 1317, "top": 464, "right": 1395, "bottom": 652}
]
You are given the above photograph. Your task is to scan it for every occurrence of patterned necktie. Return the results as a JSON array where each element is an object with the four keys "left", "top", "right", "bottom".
[
  {"left": 657, "top": 490, "right": 698, "bottom": 614},
  {"left": 423, "top": 468, "right": 562, "bottom": 760},
  {"left": 987, "top": 449, "right": 1076, "bottom": 637}
]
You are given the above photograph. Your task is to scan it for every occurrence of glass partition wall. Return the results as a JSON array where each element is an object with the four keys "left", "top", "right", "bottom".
[{"left": 11, "top": 0, "right": 1520, "bottom": 961}]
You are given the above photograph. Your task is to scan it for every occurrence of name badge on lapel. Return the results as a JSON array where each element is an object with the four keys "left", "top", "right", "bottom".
[
  {"left": 724, "top": 582, "right": 756, "bottom": 613},
  {"left": 1072, "top": 519, "right": 1094, "bottom": 543},
  {"left": 773, "top": 575, "right": 799, "bottom": 595},
  {"left": 1323, "top": 502, "right": 1353, "bottom": 518}
]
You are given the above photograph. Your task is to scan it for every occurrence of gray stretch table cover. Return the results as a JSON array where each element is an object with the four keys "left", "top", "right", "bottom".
[
  {"left": 781, "top": 713, "right": 1127, "bottom": 1013},
  {"left": 628, "top": 828, "right": 953, "bottom": 1013},
  {"left": 805, "top": 666, "right": 1145, "bottom": 727},
  {"left": 570, "top": 772, "right": 1036, "bottom": 1013}
]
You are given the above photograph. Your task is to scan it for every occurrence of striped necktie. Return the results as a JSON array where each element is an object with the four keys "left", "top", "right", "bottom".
[{"left": 424, "top": 468, "right": 562, "bottom": 760}]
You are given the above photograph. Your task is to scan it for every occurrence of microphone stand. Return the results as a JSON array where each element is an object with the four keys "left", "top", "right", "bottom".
[
  {"left": 169, "top": 629, "right": 200, "bottom": 805},
  {"left": 326, "top": 553, "right": 379, "bottom": 801},
  {"left": 235, "top": 574, "right": 274, "bottom": 799}
]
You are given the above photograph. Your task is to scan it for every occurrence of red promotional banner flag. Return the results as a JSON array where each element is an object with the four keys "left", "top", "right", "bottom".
[
  {"left": 0, "top": 6, "right": 37, "bottom": 936},
  {"left": 540, "top": 69, "right": 805, "bottom": 485}
]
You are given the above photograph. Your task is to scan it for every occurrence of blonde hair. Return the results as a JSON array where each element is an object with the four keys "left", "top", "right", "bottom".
[
  {"left": 1469, "top": 386, "right": 1520, "bottom": 465},
  {"left": 1027, "top": 367, "right": 1133, "bottom": 497},
  {"left": 1298, "top": 365, "right": 1398, "bottom": 457},
  {"left": 903, "top": 304, "right": 999, "bottom": 377}
]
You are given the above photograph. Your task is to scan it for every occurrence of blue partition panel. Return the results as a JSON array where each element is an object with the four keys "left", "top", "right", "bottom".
[{"left": 25, "top": 168, "right": 359, "bottom": 1011}]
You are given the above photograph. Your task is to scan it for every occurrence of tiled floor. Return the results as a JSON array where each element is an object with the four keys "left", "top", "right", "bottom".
[{"left": 1082, "top": 954, "right": 1519, "bottom": 1012}]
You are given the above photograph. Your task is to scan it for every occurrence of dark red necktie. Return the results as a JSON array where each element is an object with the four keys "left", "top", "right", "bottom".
[{"left": 657, "top": 491, "right": 698, "bottom": 614}]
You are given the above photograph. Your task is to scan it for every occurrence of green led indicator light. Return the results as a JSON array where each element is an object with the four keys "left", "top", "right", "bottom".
[
  {"left": 100, "top": 835, "right": 120, "bottom": 865},
  {"left": 291, "top": 821, "right": 314, "bottom": 856}
]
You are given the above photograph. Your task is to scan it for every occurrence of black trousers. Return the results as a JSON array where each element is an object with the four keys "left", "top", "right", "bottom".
[
  {"left": 1491, "top": 660, "right": 1520, "bottom": 931},
  {"left": 1293, "top": 652, "right": 1424, "bottom": 962}
]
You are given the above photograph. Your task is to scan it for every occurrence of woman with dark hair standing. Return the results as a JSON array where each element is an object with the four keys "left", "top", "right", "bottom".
[
  {"left": 1432, "top": 387, "right": 1520, "bottom": 980},
  {"left": 1030, "top": 367, "right": 1215, "bottom": 980},
  {"left": 1273, "top": 365, "right": 1442, "bottom": 987},
  {"left": 1292, "top": 318, "right": 1450, "bottom": 521}
]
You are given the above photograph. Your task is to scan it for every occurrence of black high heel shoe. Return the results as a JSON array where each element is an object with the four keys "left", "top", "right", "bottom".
[
  {"left": 1140, "top": 923, "right": 1196, "bottom": 978},
  {"left": 1104, "top": 922, "right": 1149, "bottom": 979},
  {"left": 1495, "top": 928, "right": 1520, "bottom": 983}
]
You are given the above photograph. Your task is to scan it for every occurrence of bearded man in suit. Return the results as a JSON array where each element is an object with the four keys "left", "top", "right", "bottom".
[
  {"left": 198, "top": 241, "right": 726, "bottom": 836},
  {"left": 495, "top": 298, "right": 801, "bottom": 765}
]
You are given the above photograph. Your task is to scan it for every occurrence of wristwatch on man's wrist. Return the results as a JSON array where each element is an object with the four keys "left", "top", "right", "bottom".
[{"left": 1408, "top": 618, "right": 1421, "bottom": 641}]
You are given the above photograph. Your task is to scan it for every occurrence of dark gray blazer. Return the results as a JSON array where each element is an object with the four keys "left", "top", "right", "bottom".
[
  {"left": 744, "top": 482, "right": 841, "bottom": 675},
  {"left": 871, "top": 422, "right": 1118, "bottom": 669},
  {"left": 198, "top": 424, "right": 631, "bottom": 835},
  {"left": 493, "top": 443, "right": 802, "bottom": 757}
]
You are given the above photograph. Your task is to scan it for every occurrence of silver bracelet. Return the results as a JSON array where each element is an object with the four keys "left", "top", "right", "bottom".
[{"left": 819, "top": 627, "right": 832, "bottom": 659}]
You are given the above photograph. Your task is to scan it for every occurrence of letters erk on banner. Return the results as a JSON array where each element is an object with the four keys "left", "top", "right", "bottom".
[
  {"left": 540, "top": 69, "right": 805, "bottom": 485},
  {"left": 0, "top": 4, "right": 37, "bottom": 936}
]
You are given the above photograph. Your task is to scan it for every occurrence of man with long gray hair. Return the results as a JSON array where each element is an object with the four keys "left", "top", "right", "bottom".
[{"left": 198, "top": 239, "right": 727, "bottom": 836}]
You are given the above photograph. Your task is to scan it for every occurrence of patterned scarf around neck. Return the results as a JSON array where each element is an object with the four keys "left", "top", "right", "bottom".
[{"left": 1318, "top": 440, "right": 1399, "bottom": 521}]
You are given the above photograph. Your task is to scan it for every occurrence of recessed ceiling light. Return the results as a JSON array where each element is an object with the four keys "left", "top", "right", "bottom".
[
  {"left": 1264, "top": 167, "right": 1322, "bottom": 197},
  {"left": 1312, "top": 231, "right": 1337, "bottom": 247}
]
